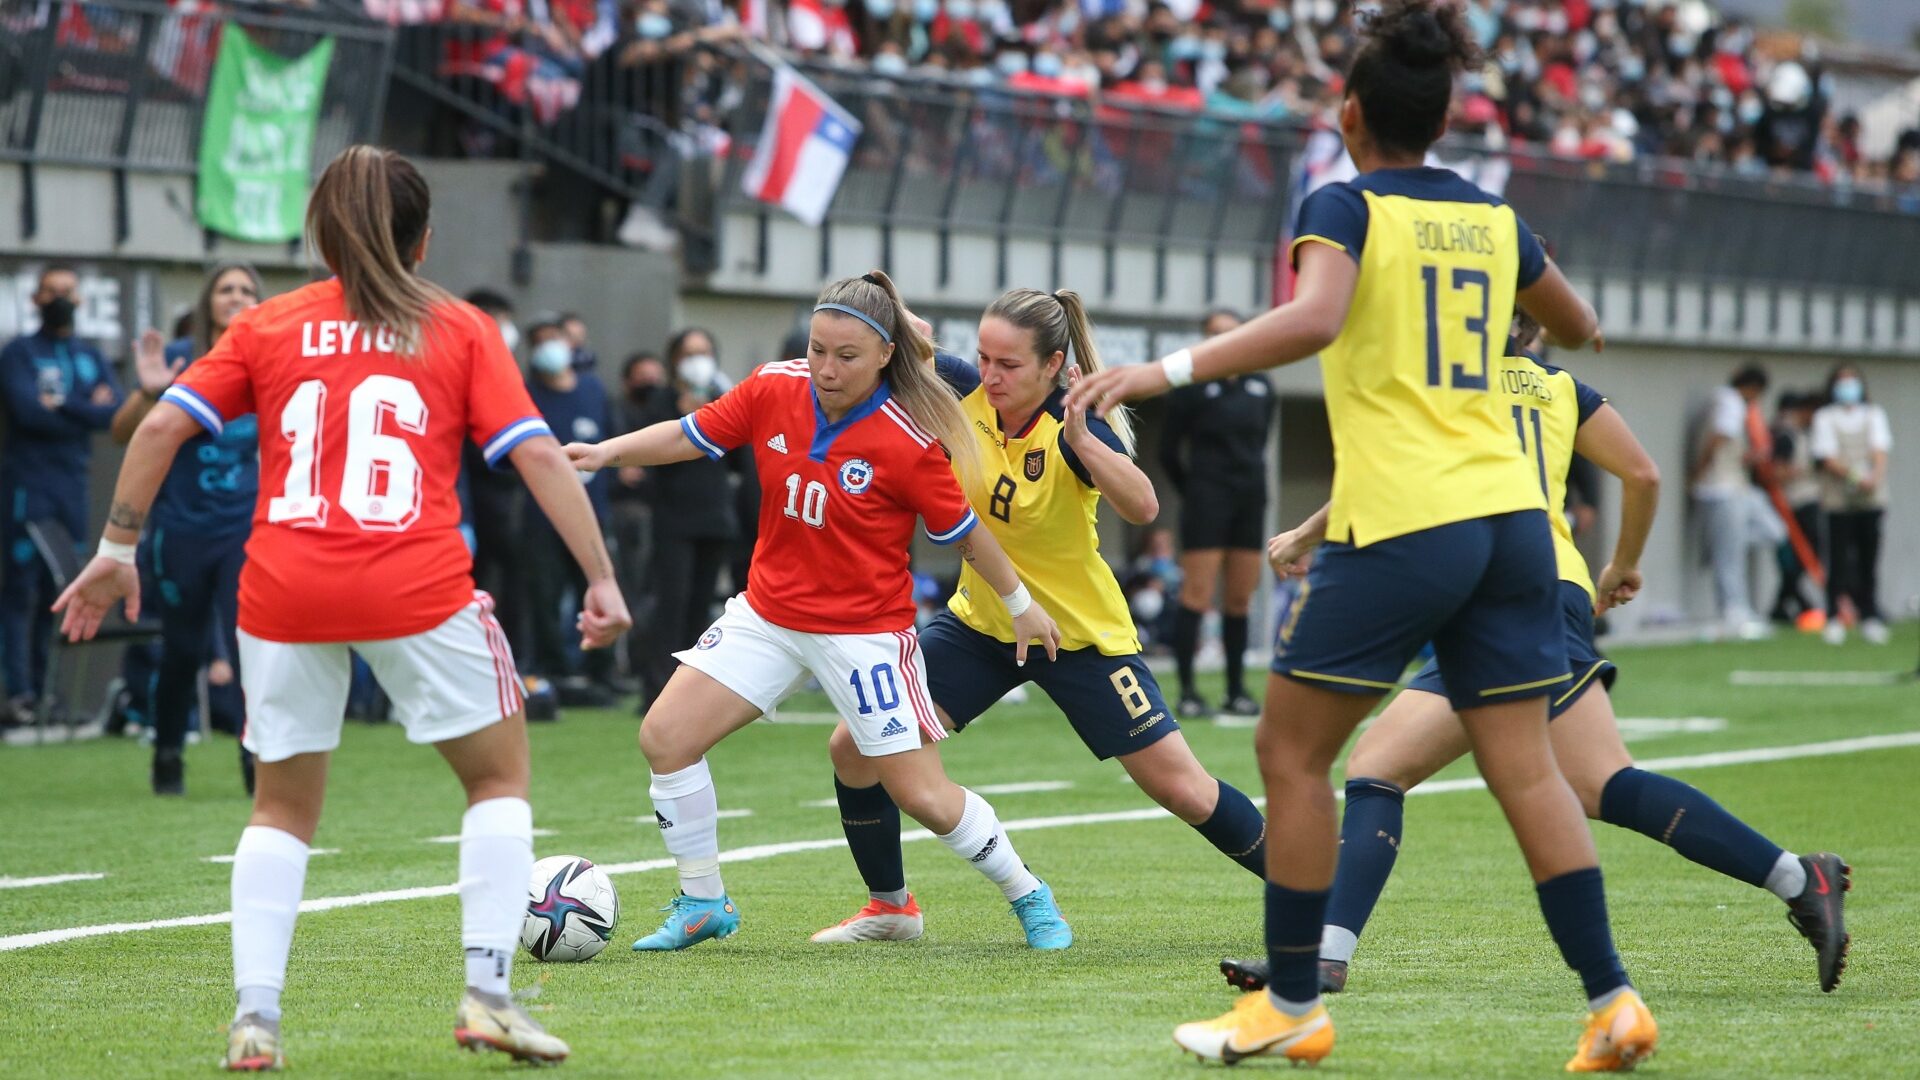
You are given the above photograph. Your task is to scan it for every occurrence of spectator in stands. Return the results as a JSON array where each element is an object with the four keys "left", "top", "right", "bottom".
[
  {"left": 612, "top": 0, "right": 742, "bottom": 251},
  {"left": 631, "top": 326, "right": 740, "bottom": 705},
  {"left": 1810, "top": 364, "right": 1893, "bottom": 646},
  {"left": 1768, "top": 390, "right": 1824, "bottom": 628},
  {"left": 1689, "top": 363, "right": 1772, "bottom": 640},
  {"left": 523, "top": 320, "right": 618, "bottom": 700},
  {"left": 612, "top": 351, "right": 668, "bottom": 684},
  {"left": 0, "top": 265, "right": 122, "bottom": 722},
  {"left": 560, "top": 310, "right": 599, "bottom": 373},
  {"left": 461, "top": 288, "right": 531, "bottom": 662},
  {"left": 1123, "top": 525, "right": 1181, "bottom": 651}
]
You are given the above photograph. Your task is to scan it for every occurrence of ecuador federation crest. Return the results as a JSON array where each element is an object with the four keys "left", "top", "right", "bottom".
[{"left": 1023, "top": 448, "right": 1046, "bottom": 482}]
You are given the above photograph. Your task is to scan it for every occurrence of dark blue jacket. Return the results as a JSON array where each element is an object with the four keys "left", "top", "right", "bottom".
[
  {"left": 150, "top": 338, "right": 258, "bottom": 541},
  {"left": 527, "top": 373, "right": 613, "bottom": 522},
  {"left": 0, "top": 330, "right": 122, "bottom": 487}
]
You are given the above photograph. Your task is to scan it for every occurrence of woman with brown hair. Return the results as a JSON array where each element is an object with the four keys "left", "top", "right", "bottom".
[
  {"left": 567, "top": 270, "right": 1076, "bottom": 954},
  {"left": 111, "top": 262, "right": 262, "bottom": 798},
  {"left": 57, "top": 145, "right": 629, "bottom": 1071}
]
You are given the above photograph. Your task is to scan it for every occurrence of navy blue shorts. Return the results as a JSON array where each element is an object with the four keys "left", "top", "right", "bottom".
[
  {"left": 1403, "top": 580, "right": 1617, "bottom": 719},
  {"left": 1272, "top": 511, "right": 1570, "bottom": 712},
  {"left": 920, "top": 612, "right": 1176, "bottom": 760}
]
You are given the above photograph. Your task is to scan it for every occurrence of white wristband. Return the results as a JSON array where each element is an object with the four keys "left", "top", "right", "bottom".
[
  {"left": 1000, "top": 582, "right": 1032, "bottom": 619},
  {"left": 1160, "top": 348, "right": 1195, "bottom": 388},
  {"left": 96, "top": 537, "right": 137, "bottom": 566}
]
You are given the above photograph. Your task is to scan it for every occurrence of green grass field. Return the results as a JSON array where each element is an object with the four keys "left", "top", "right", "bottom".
[{"left": 2, "top": 625, "right": 1916, "bottom": 1078}]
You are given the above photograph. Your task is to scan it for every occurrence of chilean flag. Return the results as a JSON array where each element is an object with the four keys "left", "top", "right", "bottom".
[{"left": 740, "top": 65, "right": 861, "bottom": 228}]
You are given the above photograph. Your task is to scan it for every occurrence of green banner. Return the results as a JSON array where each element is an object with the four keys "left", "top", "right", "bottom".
[{"left": 196, "top": 31, "right": 336, "bottom": 243}]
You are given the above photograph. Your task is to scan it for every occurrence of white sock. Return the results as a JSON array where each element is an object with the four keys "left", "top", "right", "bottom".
[
  {"left": 459, "top": 797, "right": 533, "bottom": 996},
  {"left": 1265, "top": 989, "right": 1320, "bottom": 1017},
  {"left": 650, "top": 760, "right": 724, "bottom": 899},
  {"left": 230, "top": 826, "right": 310, "bottom": 1022},
  {"left": 1319, "top": 925, "right": 1359, "bottom": 964},
  {"left": 937, "top": 789, "right": 1040, "bottom": 902},
  {"left": 1765, "top": 851, "right": 1807, "bottom": 901}
]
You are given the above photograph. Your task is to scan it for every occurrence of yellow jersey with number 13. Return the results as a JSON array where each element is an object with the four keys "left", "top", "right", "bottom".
[{"left": 1291, "top": 167, "right": 1550, "bottom": 547}]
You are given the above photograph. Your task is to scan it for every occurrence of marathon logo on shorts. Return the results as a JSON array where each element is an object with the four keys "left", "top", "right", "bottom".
[
  {"left": 970, "top": 835, "right": 999, "bottom": 862},
  {"left": 1023, "top": 448, "right": 1046, "bottom": 481},
  {"left": 696, "top": 627, "right": 723, "bottom": 650},
  {"left": 839, "top": 457, "right": 875, "bottom": 494},
  {"left": 1128, "top": 713, "right": 1165, "bottom": 738}
]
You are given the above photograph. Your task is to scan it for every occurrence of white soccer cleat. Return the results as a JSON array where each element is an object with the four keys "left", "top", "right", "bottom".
[
  {"left": 454, "top": 989, "right": 569, "bottom": 1064},
  {"left": 810, "top": 894, "right": 924, "bottom": 943},
  {"left": 224, "top": 1013, "right": 283, "bottom": 1072}
]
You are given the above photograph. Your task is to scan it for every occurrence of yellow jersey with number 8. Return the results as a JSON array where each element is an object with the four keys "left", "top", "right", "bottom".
[
  {"left": 947, "top": 385, "right": 1142, "bottom": 656},
  {"left": 1498, "top": 353, "right": 1609, "bottom": 601},
  {"left": 1291, "top": 167, "right": 1550, "bottom": 547}
]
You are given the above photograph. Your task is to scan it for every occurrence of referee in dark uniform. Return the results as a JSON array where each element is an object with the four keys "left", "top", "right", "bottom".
[{"left": 1158, "top": 308, "right": 1274, "bottom": 718}]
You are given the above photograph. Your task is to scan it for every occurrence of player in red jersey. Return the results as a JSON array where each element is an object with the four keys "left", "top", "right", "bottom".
[
  {"left": 566, "top": 270, "right": 1076, "bottom": 951},
  {"left": 54, "top": 147, "right": 629, "bottom": 1071}
]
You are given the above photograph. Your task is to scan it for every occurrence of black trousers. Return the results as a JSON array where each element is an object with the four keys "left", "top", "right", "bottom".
[
  {"left": 524, "top": 526, "right": 614, "bottom": 682},
  {"left": 640, "top": 532, "right": 728, "bottom": 699},
  {"left": 1772, "top": 502, "right": 1823, "bottom": 617},
  {"left": 1825, "top": 508, "right": 1883, "bottom": 621}
]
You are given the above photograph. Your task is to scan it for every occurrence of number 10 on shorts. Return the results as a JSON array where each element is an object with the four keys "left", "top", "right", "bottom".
[{"left": 849, "top": 663, "right": 900, "bottom": 715}]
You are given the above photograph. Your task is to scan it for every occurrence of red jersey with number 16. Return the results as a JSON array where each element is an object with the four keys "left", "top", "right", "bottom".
[
  {"left": 163, "top": 279, "right": 553, "bottom": 643},
  {"left": 682, "top": 359, "right": 978, "bottom": 634}
]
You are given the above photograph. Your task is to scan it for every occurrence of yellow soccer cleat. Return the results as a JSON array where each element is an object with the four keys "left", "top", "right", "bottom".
[
  {"left": 454, "top": 989, "right": 570, "bottom": 1065},
  {"left": 1566, "top": 989, "right": 1658, "bottom": 1072},
  {"left": 224, "top": 1013, "right": 283, "bottom": 1072},
  {"left": 1173, "top": 991, "right": 1334, "bottom": 1066}
]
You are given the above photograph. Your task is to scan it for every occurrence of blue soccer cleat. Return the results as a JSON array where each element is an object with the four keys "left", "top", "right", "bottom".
[
  {"left": 631, "top": 893, "right": 741, "bottom": 952},
  {"left": 1009, "top": 881, "right": 1072, "bottom": 950}
]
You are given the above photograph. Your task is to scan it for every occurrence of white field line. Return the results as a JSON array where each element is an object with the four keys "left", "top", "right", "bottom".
[
  {"left": 1729, "top": 670, "right": 1911, "bottom": 686},
  {"left": 6, "top": 730, "right": 1919, "bottom": 953},
  {"left": 0, "top": 873, "right": 106, "bottom": 889},
  {"left": 1615, "top": 717, "right": 1728, "bottom": 741},
  {"left": 629, "top": 810, "right": 753, "bottom": 825},
  {"left": 423, "top": 828, "right": 556, "bottom": 844},
  {"left": 203, "top": 849, "right": 339, "bottom": 865},
  {"left": 804, "top": 780, "right": 1071, "bottom": 808}
]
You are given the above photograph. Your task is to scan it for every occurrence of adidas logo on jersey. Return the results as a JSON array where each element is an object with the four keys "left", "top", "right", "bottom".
[
  {"left": 879, "top": 717, "right": 908, "bottom": 738},
  {"left": 767, "top": 433, "right": 789, "bottom": 454}
]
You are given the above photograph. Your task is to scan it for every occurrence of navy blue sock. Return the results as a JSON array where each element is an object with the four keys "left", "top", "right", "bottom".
[
  {"left": 1324, "top": 778, "right": 1405, "bottom": 945},
  {"left": 1265, "top": 882, "right": 1330, "bottom": 1004},
  {"left": 1535, "top": 867, "right": 1629, "bottom": 1001},
  {"left": 833, "top": 778, "right": 904, "bottom": 896},
  {"left": 1222, "top": 615, "right": 1249, "bottom": 698},
  {"left": 1190, "top": 779, "right": 1266, "bottom": 877},
  {"left": 1172, "top": 605, "right": 1203, "bottom": 698},
  {"left": 1599, "top": 766, "right": 1784, "bottom": 888}
]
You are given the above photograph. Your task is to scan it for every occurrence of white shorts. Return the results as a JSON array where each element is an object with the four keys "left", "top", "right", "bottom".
[
  {"left": 238, "top": 592, "right": 524, "bottom": 763},
  {"left": 673, "top": 595, "right": 946, "bottom": 758}
]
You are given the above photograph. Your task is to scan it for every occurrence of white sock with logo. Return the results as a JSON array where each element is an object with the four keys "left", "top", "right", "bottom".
[
  {"left": 650, "top": 759, "right": 724, "bottom": 899},
  {"left": 1764, "top": 851, "right": 1806, "bottom": 901},
  {"left": 459, "top": 797, "right": 534, "bottom": 997},
  {"left": 937, "top": 789, "right": 1040, "bottom": 902},
  {"left": 230, "top": 826, "right": 310, "bottom": 1022}
]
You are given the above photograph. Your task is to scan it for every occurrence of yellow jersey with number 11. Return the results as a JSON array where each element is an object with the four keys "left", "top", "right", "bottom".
[
  {"left": 1498, "top": 352, "right": 1609, "bottom": 602},
  {"left": 1291, "top": 167, "right": 1550, "bottom": 547}
]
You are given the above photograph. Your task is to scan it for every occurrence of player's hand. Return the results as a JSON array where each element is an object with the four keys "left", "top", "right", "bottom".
[
  {"left": 563, "top": 441, "right": 613, "bottom": 473},
  {"left": 577, "top": 577, "right": 632, "bottom": 650},
  {"left": 133, "top": 329, "right": 186, "bottom": 396},
  {"left": 1060, "top": 365, "right": 1094, "bottom": 445},
  {"left": 1593, "top": 562, "right": 1642, "bottom": 615},
  {"left": 1065, "top": 360, "right": 1171, "bottom": 419},
  {"left": 1010, "top": 600, "right": 1061, "bottom": 667},
  {"left": 52, "top": 556, "right": 141, "bottom": 643},
  {"left": 1266, "top": 529, "right": 1314, "bottom": 579},
  {"left": 90, "top": 381, "right": 117, "bottom": 406}
]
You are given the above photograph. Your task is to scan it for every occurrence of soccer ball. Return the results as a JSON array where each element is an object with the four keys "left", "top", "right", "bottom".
[{"left": 521, "top": 855, "right": 619, "bottom": 962}]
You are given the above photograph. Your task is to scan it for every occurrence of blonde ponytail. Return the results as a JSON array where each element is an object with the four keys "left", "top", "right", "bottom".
[
  {"left": 814, "top": 270, "right": 984, "bottom": 489},
  {"left": 982, "top": 287, "right": 1136, "bottom": 452},
  {"left": 306, "top": 145, "right": 452, "bottom": 356}
]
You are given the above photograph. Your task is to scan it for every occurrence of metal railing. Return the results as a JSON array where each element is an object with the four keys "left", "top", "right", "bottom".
[{"left": 0, "top": 0, "right": 393, "bottom": 239}]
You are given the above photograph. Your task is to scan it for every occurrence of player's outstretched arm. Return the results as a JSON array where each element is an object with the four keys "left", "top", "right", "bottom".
[
  {"left": 1060, "top": 366, "right": 1158, "bottom": 523},
  {"left": 954, "top": 525, "right": 1061, "bottom": 666},
  {"left": 53, "top": 402, "right": 201, "bottom": 640},
  {"left": 513, "top": 435, "right": 633, "bottom": 649},
  {"left": 1065, "top": 242, "right": 1356, "bottom": 417},
  {"left": 564, "top": 418, "right": 705, "bottom": 472},
  {"left": 1518, "top": 260, "right": 1602, "bottom": 353},
  {"left": 1573, "top": 403, "right": 1659, "bottom": 613},
  {"left": 1267, "top": 501, "right": 1331, "bottom": 579}
]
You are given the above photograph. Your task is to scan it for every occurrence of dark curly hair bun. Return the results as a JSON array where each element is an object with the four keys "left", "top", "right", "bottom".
[{"left": 1348, "top": 0, "right": 1479, "bottom": 156}]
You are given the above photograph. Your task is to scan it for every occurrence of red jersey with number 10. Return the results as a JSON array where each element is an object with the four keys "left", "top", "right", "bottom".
[
  {"left": 682, "top": 359, "right": 978, "bottom": 634},
  {"left": 163, "top": 279, "right": 553, "bottom": 643}
]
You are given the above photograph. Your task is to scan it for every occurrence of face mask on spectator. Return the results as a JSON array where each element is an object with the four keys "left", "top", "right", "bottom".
[
  {"left": 1169, "top": 35, "right": 1201, "bottom": 61},
  {"left": 1833, "top": 378, "right": 1863, "bottom": 405},
  {"left": 996, "top": 51, "right": 1029, "bottom": 75},
  {"left": 913, "top": 0, "right": 938, "bottom": 20},
  {"left": 947, "top": 0, "right": 976, "bottom": 21},
  {"left": 1619, "top": 53, "right": 1645, "bottom": 81},
  {"left": 532, "top": 340, "right": 573, "bottom": 375},
  {"left": 37, "top": 296, "right": 76, "bottom": 334},
  {"left": 980, "top": 0, "right": 1008, "bottom": 23},
  {"left": 866, "top": 0, "right": 895, "bottom": 16},
  {"left": 1033, "top": 51, "right": 1064, "bottom": 77},
  {"left": 497, "top": 320, "right": 520, "bottom": 352},
  {"left": 1268, "top": 9, "right": 1291, "bottom": 31},
  {"left": 966, "top": 65, "right": 997, "bottom": 85},
  {"left": 636, "top": 12, "right": 672, "bottom": 39},
  {"left": 1738, "top": 98, "right": 1763, "bottom": 125},
  {"left": 677, "top": 353, "right": 719, "bottom": 388},
  {"left": 874, "top": 52, "right": 909, "bottom": 75},
  {"left": 1201, "top": 40, "right": 1227, "bottom": 62}
]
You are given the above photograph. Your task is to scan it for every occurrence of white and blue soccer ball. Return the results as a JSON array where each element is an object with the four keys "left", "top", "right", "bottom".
[{"left": 521, "top": 855, "right": 619, "bottom": 962}]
